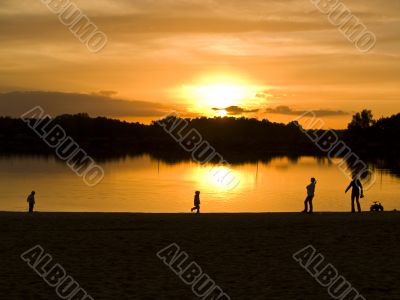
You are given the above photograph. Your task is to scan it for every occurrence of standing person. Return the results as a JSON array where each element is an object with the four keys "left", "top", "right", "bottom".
[
  {"left": 345, "top": 176, "right": 364, "bottom": 213},
  {"left": 302, "top": 178, "right": 317, "bottom": 214},
  {"left": 191, "top": 191, "right": 201, "bottom": 214},
  {"left": 27, "top": 191, "right": 36, "bottom": 213}
]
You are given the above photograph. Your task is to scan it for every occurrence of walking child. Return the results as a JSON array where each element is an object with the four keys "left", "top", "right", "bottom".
[{"left": 191, "top": 191, "right": 201, "bottom": 214}]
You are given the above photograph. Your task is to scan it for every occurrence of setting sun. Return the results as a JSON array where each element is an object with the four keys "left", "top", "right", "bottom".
[
  {"left": 193, "top": 84, "right": 247, "bottom": 108},
  {"left": 217, "top": 109, "right": 228, "bottom": 117},
  {"left": 178, "top": 74, "right": 266, "bottom": 116}
]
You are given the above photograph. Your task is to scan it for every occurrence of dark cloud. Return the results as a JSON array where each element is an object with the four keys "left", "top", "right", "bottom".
[
  {"left": 213, "top": 106, "right": 259, "bottom": 115},
  {"left": 266, "top": 106, "right": 349, "bottom": 117},
  {"left": 0, "top": 91, "right": 169, "bottom": 118},
  {"left": 91, "top": 90, "right": 118, "bottom": 97}
]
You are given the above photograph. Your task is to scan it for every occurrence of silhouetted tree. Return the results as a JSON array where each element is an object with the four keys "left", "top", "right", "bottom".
[{"left": 348, "top": 109, "right": 375, "bottom": 130}]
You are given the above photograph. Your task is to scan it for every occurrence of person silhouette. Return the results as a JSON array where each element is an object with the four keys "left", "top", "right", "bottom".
[
  {"left": 302, "top": 178, "right": 317, "bottom": 214},
  {"left": 27, "top": 191, "right": 36, "bottom": 213},
  {"left": 191, "top": 191, "right": 201, "bottom": 214},
  {"left": 345, "top": 176, "right": 364, "bottom": 213}
]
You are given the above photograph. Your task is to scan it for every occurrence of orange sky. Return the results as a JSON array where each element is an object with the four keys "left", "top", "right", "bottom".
[{"left": 0, "top": 0, "right": 399, "bottom": 128}]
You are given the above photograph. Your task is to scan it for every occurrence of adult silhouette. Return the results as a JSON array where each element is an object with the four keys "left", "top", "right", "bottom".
[
  {"left": 345, "top": 176, "right": 364, "bottom": 212},
  {"left": 302, "top": 178, "right": 317, "bottom": 214},
  {"left": 191, "top": 191, "right": 201, "bottom": 214},
  {"left": 27, "top": 191, "right": 36, "bottom": 213}
]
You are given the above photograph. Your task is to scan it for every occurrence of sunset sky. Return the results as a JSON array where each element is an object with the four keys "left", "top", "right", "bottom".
[{"left": 0, "top": 0, "right": 399, "bottom": 128}]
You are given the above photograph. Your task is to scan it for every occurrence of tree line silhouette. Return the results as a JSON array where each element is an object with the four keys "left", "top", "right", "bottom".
[{"left": 0, "top": 110, "right": 399, "bottom": 165}]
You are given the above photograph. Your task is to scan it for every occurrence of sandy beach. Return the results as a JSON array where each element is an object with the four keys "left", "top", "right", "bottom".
[{"left": 0, "top": 212, "right": 399, "bottom": 299}]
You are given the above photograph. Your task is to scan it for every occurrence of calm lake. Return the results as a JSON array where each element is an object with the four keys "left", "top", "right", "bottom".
[{"left": 0, "top": 155, "right": 399, "bottom": 213}]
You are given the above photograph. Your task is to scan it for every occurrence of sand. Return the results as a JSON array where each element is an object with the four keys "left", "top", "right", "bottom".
[{"left": 0, "top": 212, "right": 399, "bottom": 300}]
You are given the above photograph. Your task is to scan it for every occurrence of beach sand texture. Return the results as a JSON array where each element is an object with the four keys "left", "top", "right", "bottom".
[{"left": 0, "top": 212, "right": 399, "bottom": 299}]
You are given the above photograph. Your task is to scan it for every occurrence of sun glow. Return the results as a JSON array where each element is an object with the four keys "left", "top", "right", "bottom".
[
  {"left": 192, "top": 84, "right": 247, "bottom": 108},
  {"left": 217, "top": 109, "right": 228, "bottom": 117},
  {"left": 178, "top": 74, "right": 266, "bottom": 116}
]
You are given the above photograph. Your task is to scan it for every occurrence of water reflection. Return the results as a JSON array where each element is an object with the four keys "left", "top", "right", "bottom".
[{"left": 0, "top": 154, "right": 399, "bottom": 212}]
